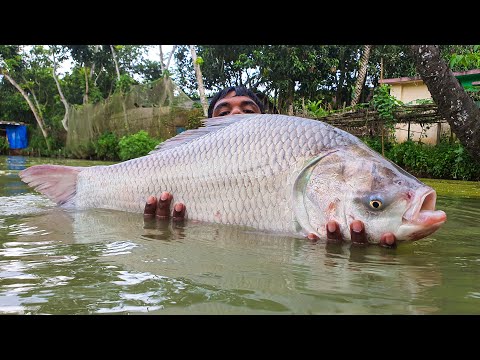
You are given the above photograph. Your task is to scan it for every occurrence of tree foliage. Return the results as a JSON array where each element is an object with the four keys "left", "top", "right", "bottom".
[{"left": 1, "top": 44, "right": 479, "bottom": 162}]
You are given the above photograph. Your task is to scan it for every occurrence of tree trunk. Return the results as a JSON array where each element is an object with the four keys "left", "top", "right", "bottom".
[
  {"left": 1, "top": 70, "right": 51, "bottom": 150},
  {"left": 159, "top": 45, "right": 165, "bottom": 74},
  {"left": 351, "top": 45, "right": 372, "bottom": 107},
  {"left": 335, "top": 50, "right": 346, "bottom": 110},
  {"left": 109, "top": 45, "right": 128, "bottom": 130},
  {"left": 110, "top": 45, "right": 121, "bottom": 81},
  {"left": 83, "top": 64, "right": 89, "bottom": 104},
  {"left": 287, "top": 80, "right": 295, "bottom": 115},
  {"left": 51, "top": 49, "right": 70, "bottom": 131},
  {"left": 190, "top": 45, "right": 208, "bottom": 117},
  {"left": 165, "top": 45, "right": 177, "bottom": 75},
  {"left": 408, "top": 45, "right": 480, "bottom": 160},
  {"left": 94, "top": 65, "right": 102, "bottom": 86},
  {"left": 90, "top": 45, "right": 100, "bottom": 80},
  {"left": 27, "top": 85, "right": 43, "bottom": 118}
]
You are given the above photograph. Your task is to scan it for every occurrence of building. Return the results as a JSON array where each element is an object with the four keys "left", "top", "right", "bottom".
[{"left": 379, "top": 69, "right": 480, "bottom": 144}]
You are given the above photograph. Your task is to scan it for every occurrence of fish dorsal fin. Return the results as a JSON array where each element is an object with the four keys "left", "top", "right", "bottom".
[{"left": 149, "top": 114, "right": 254, "bottom": 154}]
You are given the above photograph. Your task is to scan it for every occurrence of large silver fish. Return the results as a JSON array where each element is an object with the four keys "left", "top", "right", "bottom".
[{"left": 19, "top": 114, "right": 446, "bottom": 243}]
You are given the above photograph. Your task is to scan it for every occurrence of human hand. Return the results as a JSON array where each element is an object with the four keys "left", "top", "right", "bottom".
[
  {"left": 307, "top": 220, "right": 397, "bottom": 248},
  {"left": 143, "top": 192, "right": 186, "bottom": 220},
  {"left": 143, "top": 192, "right": 186, "bottom": 239}
]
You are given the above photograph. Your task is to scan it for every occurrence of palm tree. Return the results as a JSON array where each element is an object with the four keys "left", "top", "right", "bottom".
[{"left": 351, "top": 45, "right": 372, "bottom": 107}]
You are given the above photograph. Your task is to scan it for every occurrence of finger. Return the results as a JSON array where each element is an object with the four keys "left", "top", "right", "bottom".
[
  {"left": 155, "top": 191, "right": 173, "bottom": 219},
  {"left": 350, "top": 220, "right": 367, "bottom": 245},
  {"left": 326, "top": 220, "right": 343, "bottom": 243},
  {"left": 144, "top": 195, "right": 158, "bottom": 218},
  {"left": 172, "top": 202, "right": 186, "bottom": 221},
  {"left": 306, "top": 232, "right": 319, "bottom": 243},
  {"left": 380, "top": 233, "right": 397, "bottom": 248},
  {"left": 143, "top": 215, "right": 184, "bottom": 240}
]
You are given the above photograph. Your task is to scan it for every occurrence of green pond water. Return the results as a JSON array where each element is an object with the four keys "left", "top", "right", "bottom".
[{"left": 1, "top": 155, "right": 479, "bottom": 315}]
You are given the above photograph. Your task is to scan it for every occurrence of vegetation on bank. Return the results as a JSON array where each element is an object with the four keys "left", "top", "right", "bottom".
[
  {"left": 0, "top": 136, "right": 8, "bottom": 154},
  {"left": 7, "top": 129, "right": 161, "bottom": 162},
  {"left": 1, "top": 45, "right": 479, "bottom": 181},
  {"left": 2, "top": 45, "right": 478, "bottom": 156},
  {"left": 1, "top": 84, "right": 478, "bottom": 181},
  {"left": 362, "top": 137, "right": 480, "bottom": 181},
  {"left": 0, "top": 124, "right": 478, "bottom": 182}
]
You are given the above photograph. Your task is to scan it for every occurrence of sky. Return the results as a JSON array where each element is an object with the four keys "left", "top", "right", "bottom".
[
  {"left": 147, "top": 45, "right": 174, "bottom": 63},
  {"left": 57, "top": 45, "right": 176, "bottom": 77}
]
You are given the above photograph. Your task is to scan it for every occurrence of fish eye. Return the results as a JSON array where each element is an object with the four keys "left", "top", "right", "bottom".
[{"left": 369, "top": 199, "right": 383, "bottom": 210}]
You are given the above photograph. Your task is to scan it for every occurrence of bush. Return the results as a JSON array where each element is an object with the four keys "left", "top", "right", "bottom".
[
  {"left": 305, "top": 99, "right": 330, "bottom": 118},
  {"left": 25, "top": 131, "right": 51, "bottom": 157},
  {"left": 118, "top": 130, "right": 161, "bottom": 161},
  {"left": 0, "top": 136, "right": 8, "bottom": 155},
  {"left": 387, "top": 140, "right": 430, "bottom": 177},
  {"left": 186, "top": 108, "right": 204, "bottom": 130},
  {"left": 94, "top": 132, "right": 120, "bottom": 161},
  {"left": 429, "top": 140, "right": 480, "bottom": 180},
  {"left": 361, "top": 135, "right": 480, "bottom": 181},
  {"left": 379, "top": 139, "right": 480, "bottom": 181},
  {"left": 361, "top": 136, "right": 393, "bottom": 154}
]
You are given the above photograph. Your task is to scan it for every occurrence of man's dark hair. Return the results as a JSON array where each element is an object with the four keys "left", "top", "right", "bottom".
[{"left": 207, "top": 86, "right": 265, "bottom": 118}]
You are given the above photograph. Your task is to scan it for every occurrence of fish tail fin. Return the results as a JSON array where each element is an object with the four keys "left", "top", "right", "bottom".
[{"left": 19, "top": 165, "right": 84, "bottom": 206}]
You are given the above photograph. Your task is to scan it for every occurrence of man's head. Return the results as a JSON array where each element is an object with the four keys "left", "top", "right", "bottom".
[{"left": 207, "top": 86, "right": 265, "bottom": 118}]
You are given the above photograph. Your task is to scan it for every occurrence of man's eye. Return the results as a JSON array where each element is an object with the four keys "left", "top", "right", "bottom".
[
  {"left": 243, "top": 109, "right": 255, "bottom": 114},
  {"left": 218, "top": 111, "right": 230, "bottom": 116}
]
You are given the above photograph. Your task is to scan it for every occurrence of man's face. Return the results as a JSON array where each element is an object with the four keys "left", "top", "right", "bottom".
[{"left": 212, "top": 90, "right": 262, "bottom": 117}]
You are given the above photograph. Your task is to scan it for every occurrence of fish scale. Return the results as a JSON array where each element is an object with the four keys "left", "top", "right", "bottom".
[
  {"left": 19, "top": 113, "right": 447, "bottom": 242},
  {"left": 73, "top": 114, "right": 353, "bottom": 234}
]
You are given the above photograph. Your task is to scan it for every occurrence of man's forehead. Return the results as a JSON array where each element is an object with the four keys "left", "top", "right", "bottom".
[{"left": 215, "top": 95, "right": 257, "bottom": 106}]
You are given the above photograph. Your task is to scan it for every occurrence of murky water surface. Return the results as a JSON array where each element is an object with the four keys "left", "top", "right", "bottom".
[{"left": 1, "top": 155, "right": 479, "bottom": 314}]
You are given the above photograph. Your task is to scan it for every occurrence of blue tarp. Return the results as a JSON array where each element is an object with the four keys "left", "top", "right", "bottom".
[
  {"left": 6, "top": 125, "right": 28, "bottom": 149},
  {"left": 175, "top": 126, "right": 186, "bottom": 134}
]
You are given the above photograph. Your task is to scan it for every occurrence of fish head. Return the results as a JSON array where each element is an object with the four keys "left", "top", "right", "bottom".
[{"left": 294, "top": 146, "right": 447, "bottom": 243}]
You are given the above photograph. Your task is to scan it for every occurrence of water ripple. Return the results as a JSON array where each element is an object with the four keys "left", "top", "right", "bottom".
[
  {"left": 101, "top": 241, "right": 139, "bottom": 257},
  {"left": 0, "top": 194, "right": 55, "bottom": 217}
]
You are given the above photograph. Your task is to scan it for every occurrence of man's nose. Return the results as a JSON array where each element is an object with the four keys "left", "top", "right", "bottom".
[{"left": 230, "top": 106, "right": 243, "bottom": 115}]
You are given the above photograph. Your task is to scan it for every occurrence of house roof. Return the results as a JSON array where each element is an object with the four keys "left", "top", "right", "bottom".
[
  {"left": 0, "top": 121, "right": 26, "bottom": 126},
  {"left": 379, "top": 69, "right": 480, "bottom": 85}
]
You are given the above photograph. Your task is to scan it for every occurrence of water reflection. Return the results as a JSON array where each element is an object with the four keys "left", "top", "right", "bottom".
[
  {"left": 1, "top": 155, "right": 480, "bottom": 314},
  {"left": 0, "top": 203, "right": 449, "bottom": 314},
  {"left": 0, "top": 156, "right": 27, "bottom": 197}
]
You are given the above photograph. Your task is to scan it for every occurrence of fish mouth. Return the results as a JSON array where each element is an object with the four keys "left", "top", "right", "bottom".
[{"left": 399, "top": 188, "right": 447, "bottom": 241}]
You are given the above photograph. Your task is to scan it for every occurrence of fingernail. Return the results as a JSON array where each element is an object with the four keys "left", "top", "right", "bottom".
[
  {"left": 160, "top": 192, "right": 168, "bottom": 201},
  {"left": 327, "top": 221, "right": 336, "bottom": 233},
  {"left": 146, "top": 195, "right": 155, "bottom": 204},
  {"left": 351, "top": 221, "right": 362, "bottom": 233},
  {"left": 385, "top": 234, "right": 395, "bottom": 245},
  {"left": 174, "top": 203, "right": 183, "bottom": 212}
]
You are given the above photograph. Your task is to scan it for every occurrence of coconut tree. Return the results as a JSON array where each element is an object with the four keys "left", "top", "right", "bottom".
[{"left": 351, "top": 45, "right": 372, "bottom": 107}]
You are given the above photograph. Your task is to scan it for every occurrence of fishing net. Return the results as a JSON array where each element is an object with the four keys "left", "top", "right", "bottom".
[{"left": 66, "top": 77, "right": 201, "bottom": 158}]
